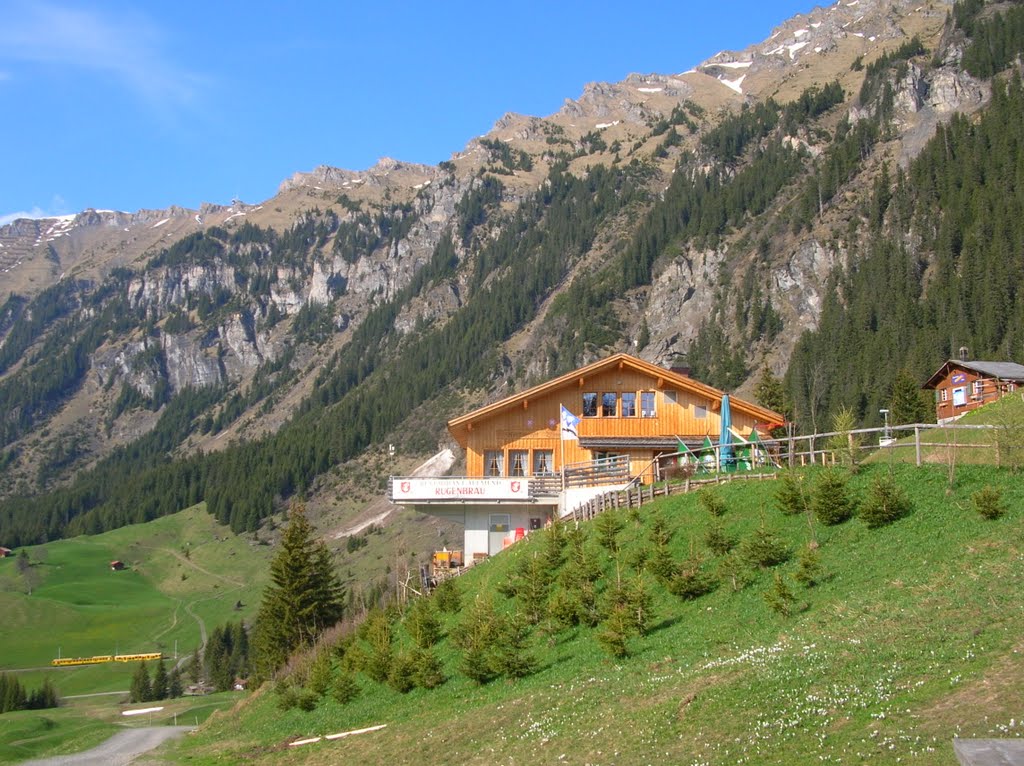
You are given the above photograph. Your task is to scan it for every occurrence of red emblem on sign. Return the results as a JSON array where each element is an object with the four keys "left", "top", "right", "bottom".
[
  {"left": 511, "top": 481, "right": 521, "bottom": 493},
  {"left": 400, "top": 481, "right": 411, "bottom": 493}
]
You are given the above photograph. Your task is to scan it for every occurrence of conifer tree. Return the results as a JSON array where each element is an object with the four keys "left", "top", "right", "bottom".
[
  {"left": 775, "top": 471, "right": 809, "bottom": 516},
  {"left": 169, "top": 667, "right": 183, "bottom": 698},
  {"left": 151, "top": 659, "right": 169, "bottom": 700},
  {"left": 130, "top": 662, "right": 152, "bottom": 703},
  {"left": 251, "top": 503, "right": 345, "bottom": 680},
  {"left": 811, "top": 469, "right": 856, "bottom": 526},
  {"left": 406, "top": 597, "right": 442, "bottom": 649},
  {"left": 860, "top": 474, "right": 913, "bottom": 528},
  {"left": 889, "top": 369, "right": 932, "bottom": 425}
]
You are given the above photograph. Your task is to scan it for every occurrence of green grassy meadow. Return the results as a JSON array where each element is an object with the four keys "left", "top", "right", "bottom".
[
  {"left": 171, "top": 462, "right": 1024, "bottom": 766},
  {"left": 0, "top": 504, "right": 271, "bottom": 762}
]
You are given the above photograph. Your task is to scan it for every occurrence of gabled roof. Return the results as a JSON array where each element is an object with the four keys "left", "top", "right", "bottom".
[
  {"left": 923, "top": 359, "right": 1024, "bottom": 389},
  {"left": 448, "top": 353, "right": 785, "bottom": 445}
]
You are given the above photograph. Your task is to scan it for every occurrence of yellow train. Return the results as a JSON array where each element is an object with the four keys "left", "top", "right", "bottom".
[
  {"left": 50, "top": 652, "right": 164, "bottom": 667},
  {"left": 50, "top": 655, "right": 114, "bottom": 667},
  {"left": 112, "top": 653, "right": 163, "bottom": 663}
]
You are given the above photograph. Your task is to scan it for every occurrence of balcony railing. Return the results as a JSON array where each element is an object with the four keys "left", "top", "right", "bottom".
[{"left": 389, "top": 455, "right": 631, "bottom": 503}]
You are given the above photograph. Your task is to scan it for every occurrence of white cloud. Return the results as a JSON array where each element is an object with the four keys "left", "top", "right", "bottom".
[
  {"left": 0, "top": 207, "right": 51, "bottom": 226},
  {"left": 0, "top": 195, "right": 70, "bottom": 227},
  {"left": 0, "top": 3, "right": 208, "bottom": 110}
]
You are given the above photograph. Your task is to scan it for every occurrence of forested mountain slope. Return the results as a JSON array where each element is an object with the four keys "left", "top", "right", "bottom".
[{"left": 1, "top": 0, "right": 1022, "bottom": 552}]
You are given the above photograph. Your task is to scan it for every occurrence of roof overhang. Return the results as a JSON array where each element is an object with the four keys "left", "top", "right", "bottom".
[{"left": 447, "top": 353, "right": 785, "bottom": 447}]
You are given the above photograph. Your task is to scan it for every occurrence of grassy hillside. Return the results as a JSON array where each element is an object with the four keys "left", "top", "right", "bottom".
[
  {"left": 0, "top": 505, "right": 271, "bottom": 763},
  {"left": 169, "top": 463, "right": 1023, "bottom": 765},
  {"left": 864, "top": 395, "right": 1024, "bottom": 469}
]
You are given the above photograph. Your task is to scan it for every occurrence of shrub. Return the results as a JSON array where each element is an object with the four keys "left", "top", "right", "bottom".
[
  {"left": 763, "top": 573, "right": 803, "bottom": 617},
  {"left": 596, "top": 603, "right": 634, "bottom": 658},
  {"left": 669, "top": 557, "right": 719, "bottom": 600},
  {"left": 387, "top": 651, "right": 417, "bottom": 693},
  {"left": 828, "top": 406, "right": 861, "bottom": 469},
  {"left": 295, "top": 689, "right": 319, "bottom": 711},
  {"left": 793, "top": 544, "right": 824, "bottom": 587},
  {"left": 740, "top": 524, "right": 791, "bottom": 568},
  {"left": 433, "top": 579, "right": 461, "bottom": 613},
  {"left": 410, "top": 648, "right": 445, "bottom": 689},
  {"left": 595, "top": 510, "right": 626, "bottom": 553},
  {"left": 698, "top": 488, "right": 728, "bottom": 517},
  {"left": 307, "top": 651, "right": 333, "bottom": 697},
  {"left": 275, "top": 684, "right": 298, "bottom": 711},
  {"left": 717, "top": 553, "right": 752, "bottom": 592},
  {"left": 705, "top": 522, "right": 737, "bottom": 555},
  {"left": 331, "top": 672, "right": 360, "bottom": 705},
  {"left": 406, "top": 597, "right": 442, "bottom": 648},
  {"left": 860, "top": 474, "right": 913, "bottom": 528},
  {"left": 812, "top": 469, "right": 856, "bottom": 525},
  {"left": 647, "top": 544, "right": 678, "bottom": 581},
  {"left": 973, "top": 485, "right": 1006, "bottom": 520},
  {"left": 775, "top": 471, "right": 809, "bottom": 515}
]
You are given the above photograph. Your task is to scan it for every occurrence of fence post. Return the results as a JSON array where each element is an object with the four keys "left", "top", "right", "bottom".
[{"left": 915, "top": 427, "right": 921, "bottom": 467}]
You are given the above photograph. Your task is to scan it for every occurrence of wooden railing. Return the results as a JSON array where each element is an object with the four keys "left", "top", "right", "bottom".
[{"left": 568, "top": 472, "right": 779, "bottom": 521}]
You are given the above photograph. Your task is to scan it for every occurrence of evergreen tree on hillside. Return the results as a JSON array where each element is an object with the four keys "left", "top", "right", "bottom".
[
  {"left": 889, "top": 369, "right": 932, "bottom": 426},
  {"left": 151, "top": 659, "right": 168, "bottom": 700},
  {"left": 251, "top": 504, "right": 344, "bottom": 680},
  {"left": 130, "top": 662, "right": 152, "bottom": 703},
  {"left": 754, "top": 365, "right": 790, "bottom": 437}
]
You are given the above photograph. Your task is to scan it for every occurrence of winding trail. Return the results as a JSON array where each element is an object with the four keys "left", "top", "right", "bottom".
[{"left": 18, "top": 726, "right": 195, "bottom": 766}]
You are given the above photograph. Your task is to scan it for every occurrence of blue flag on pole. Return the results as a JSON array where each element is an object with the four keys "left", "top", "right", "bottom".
[{"left": 560, "top": 405, "right": 580, "bottom": 441}]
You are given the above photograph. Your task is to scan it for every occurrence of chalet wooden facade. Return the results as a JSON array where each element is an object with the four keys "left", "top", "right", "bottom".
[
  {"left": 447, "top": 353, "right": 784, "bottom": 481},
  {"left": 391, "top": 354, "right": 785, "bottom": 563},
  {"left": 923, "top": 359, "right": 1024, "bottom": 424}
]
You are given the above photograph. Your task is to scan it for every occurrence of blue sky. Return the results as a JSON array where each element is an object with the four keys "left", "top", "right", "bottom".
[{"left": 0, "top": 1, "right": 819, "bottom": 224}]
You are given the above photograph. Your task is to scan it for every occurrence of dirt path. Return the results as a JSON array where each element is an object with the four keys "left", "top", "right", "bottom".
[
  {"left": 18, "top": 726, "right": 194, "bottom": 766},
  {"left": 138, "top": 545, "right": 245, "bottom": 588}
]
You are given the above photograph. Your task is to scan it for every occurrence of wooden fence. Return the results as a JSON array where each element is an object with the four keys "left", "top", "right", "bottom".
[{"left": 569, "top": 472, "right": 779, "bottom": 521}]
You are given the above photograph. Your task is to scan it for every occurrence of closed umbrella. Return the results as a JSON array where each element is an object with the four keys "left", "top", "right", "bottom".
[{"left": 719, "top": 394, "right": 734, "bottom": 471}]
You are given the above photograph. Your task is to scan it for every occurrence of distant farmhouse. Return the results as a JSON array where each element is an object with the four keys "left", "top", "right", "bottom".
[
  {"left": 924, "top": 351, "right": 1024, "bottom": 424},
  {"left": 0, "top": 547, "right": 12, "bottom": 558},
  {"left": 109, "top": 560, "right": 125, "bottom": 571},
  {"left": 391, "top": 353, "right": 784, "bottom": 563}
]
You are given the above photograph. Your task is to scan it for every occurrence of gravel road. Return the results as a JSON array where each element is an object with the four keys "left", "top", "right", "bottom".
[{"left": 18, "top": 726, "right": 194, "bottom": 766}]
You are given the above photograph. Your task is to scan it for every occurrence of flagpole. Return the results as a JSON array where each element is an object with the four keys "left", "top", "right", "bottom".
[{"left": 559, "top": 401, "right": 565, "bottom": 491}]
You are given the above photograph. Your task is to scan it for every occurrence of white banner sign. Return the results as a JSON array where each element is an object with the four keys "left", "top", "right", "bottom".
[{"left": 393, "top": 477, "right": 529, "bottom": 502}]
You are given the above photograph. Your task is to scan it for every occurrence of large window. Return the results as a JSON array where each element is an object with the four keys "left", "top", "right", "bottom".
[
  {"left": 484, "top": 450, "right": 504, "bottom": 476},
  {"left": 508, "top": 450, "right": 529, "bottom": 476},
  {"left": 621, "top": 392, "right": 637, "bottom": 417},
  {"left": 532, "top": 449, "right": 554, "bottom": 475},
  {"left": 640, "top": 391, "right": 656, "bottom": 418},
  {"left": 582, "top": 392, "right": 598, "bottom": 417},
  {"left": 602, "top": 392, "right": 617, "bottom": 417}
]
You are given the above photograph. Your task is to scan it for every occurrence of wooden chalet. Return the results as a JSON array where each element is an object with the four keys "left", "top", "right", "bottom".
[
  {"left": 0, "top": 547, "right": 12, "bottom": 558},
  {"left": 391, "top": 353, "right": 784, "bottom": 563},
  {"left": 923, "top": 358, "right": 1024, "bottom": 424}
]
